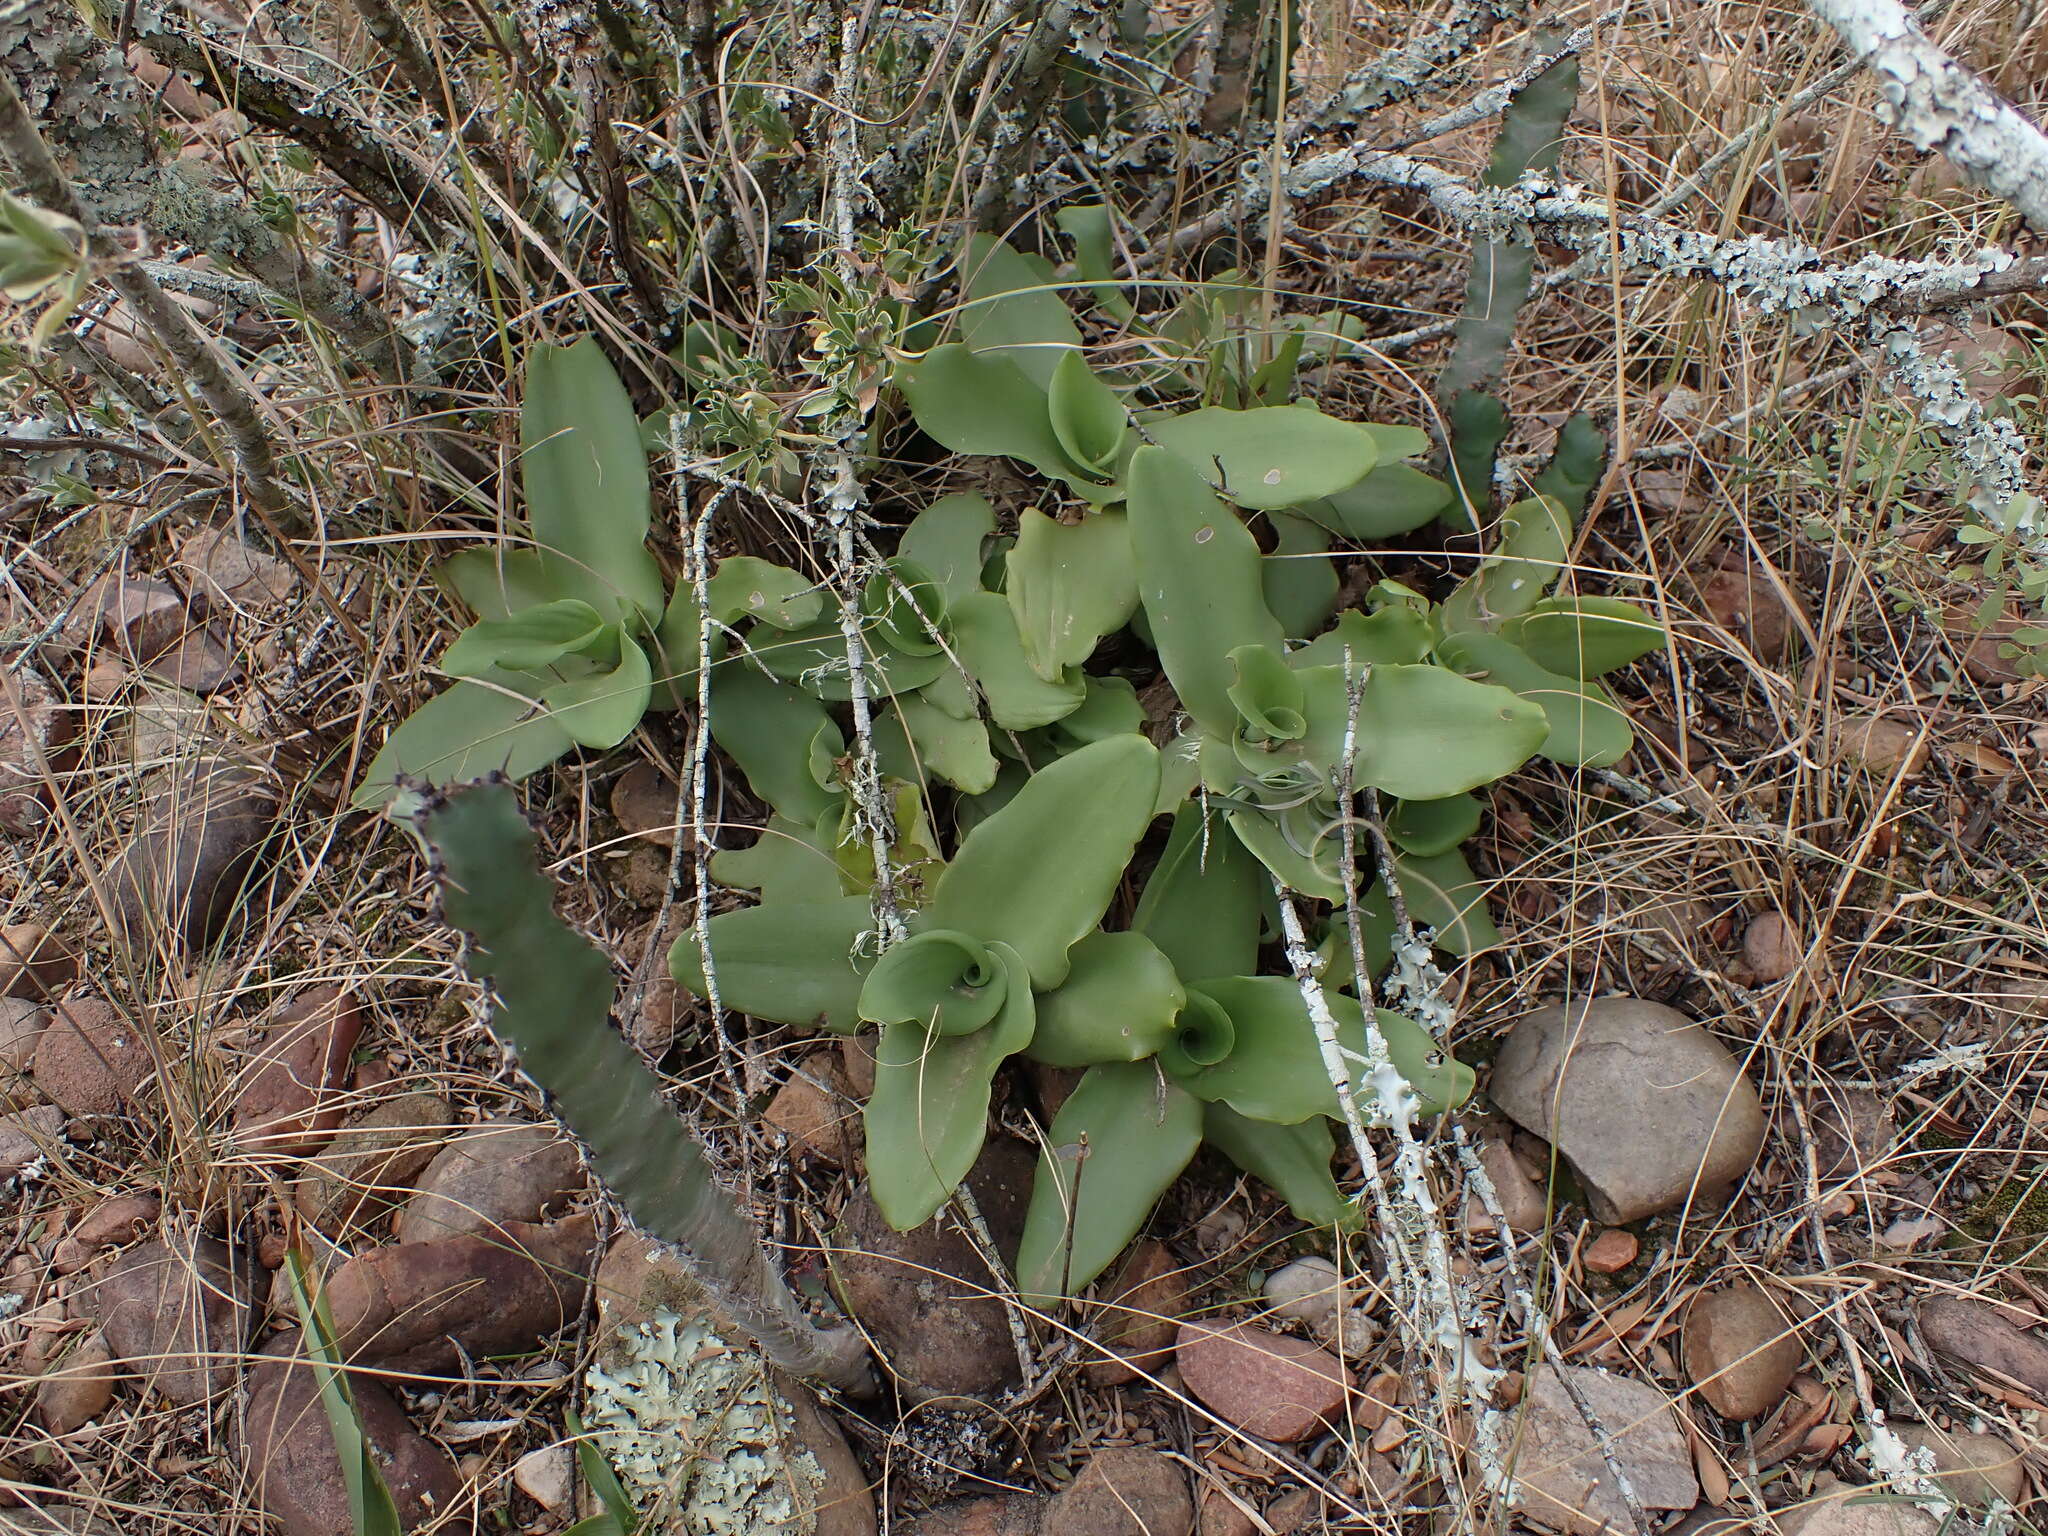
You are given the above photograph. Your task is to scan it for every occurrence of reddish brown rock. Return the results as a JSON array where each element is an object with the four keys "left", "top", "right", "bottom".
[
  {"left": 24, "top": 1325, "right": 116, "bottom": 1432},
  {"left": 611, "top": 762, "right": 678, "bottom": 845},
  {"left": 51, "top": 1195, "right": 161, "bottom": 1274},
  {"left": 0, "top": 924, "right": 78, "bottom": 1001},
  {"left": 1917, "top": 1295, "right": 2048, "bottom": 1397},
  {"left": 292, "top": 1091, "right": 451, "bottom": 1233},
  {"left": 1681, "top": 1285, "right": 1804, "bottom": 1421},
  {"left": 899, "top": 1496, "right": 1048, "bottom": 1536},
  {"left": 31, "top": 998, "right": 154, "bottom": 1116},
  {"left": 1175, "top": 1321, "right": 1354, "bottom": 1443},
  {"left": 0, "top": 1104, "right": 65, "bottom": 1177},
  {"left": 1043, "top": 1447, "right": 1192, "bottom": 1536},
  {"left": 173, "top": 527, "right": 296, "bottom": 613},
  {"left": 1833, "top": 714, "right": 1929, "bottom": 776},
  {"left": 1582, "top": 1230, "right": 1639, "bottom": 1275},
  {"left": 106, "top": 758, "right": 278, "bottom": 950},
  {"left": 77, "top": 1233, "right": 250, "bottom": 1403},
  {"left": 764, "top": 1051, "right": 859, "bottom": 1164},
  {"left": 1084, "top": 1239, "right": 1190, "bottom": 1386},
  {"left": 245, "top": 1331, "right": 470, "bottom": 1536},
  {"left": 1509, "top": 1366, "right": 1698, "bottom": 1535},
  {"left": 234, "top": 986, "right": 365, "bottom": 1161},
  {"left": 322, "top": 1213, "right": 600, "bottom": 1372},
  {"left": 1742, "top": 913, "right": 1802, "bottom": 982},
  {"left": 0, "top": 667, "right": 74, "bottom": 837},
  {"left": 393, "top": 1118, "right": 585, "bottom": 1244},
  {"left": 1697, "top": 554, "right": 1802, "bottom": 663}
]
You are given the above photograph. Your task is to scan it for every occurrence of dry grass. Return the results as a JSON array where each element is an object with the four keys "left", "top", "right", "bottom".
[{"left": 3, "top": 0, "right": 2047, "bottom": 1531}]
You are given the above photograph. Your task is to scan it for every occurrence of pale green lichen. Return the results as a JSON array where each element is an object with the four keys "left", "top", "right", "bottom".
[{"left": 583, "top": 1308, "right": 826, "bottom": 1536}]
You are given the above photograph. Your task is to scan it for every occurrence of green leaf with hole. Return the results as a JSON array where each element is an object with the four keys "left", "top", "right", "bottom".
[
  {"left": 1507, "top": 595, "right": 1662, "bottom": 677},
  {"left": 949, "top": 589, "right": 1088, "bottom": 730},
  {"left": 353, "top": 673, "right": 578, "bottom": 806},
  {"left": 521, "top": 338, "right": 664, "bottom": 625},
  {"left": 443, "top": 600, "right": 613, "bottom": 677},
  {"left": 959, "top": 234, "right": 1080, "bottom": 389},
  {"left": 1435, "top": 629, "right": 1632, "bottom": 768},
  {"left": 1047, "top": 351, "right": 1129, "bottom": 476},
  {"left": 1202, "top": 1104, "right": 1352, "bottom": 1228},
  {"left": 1016, "top": 1061, "right": 1201, "bottom": 1303},
  {"left": 538, "top": 632, "right": 653, "bottom": 749},
  {"left": 1352, "top": 664, "right": 1547, "bottom": 798},
  {"left": 708, "top": 557, "right": 822, "bottom": 630},
  {"left": 669, "top": 895, "right": 875, "bottom": 1032},
  {"left": 1026, "top": 930, "right": 1186, "bottom": 1067},
  {"left": 1178, "top": 978, "right": 1472, "bottom": 1122},
  {"left": 1146, "top": 404, "right": 1378, "bottom": 511},
  {"left": 1441, "top": 495, "right": 1571, "bottom": 631},
  {"left": 928, "top": 733, "right": 1160, "bottom": 988},
  {"left": 900, "top": 493, "right": 996, "bottom": 603},
  {"left": 1304, "top": 464, "right": 1454, "bottom": 541},
  {"left": 1128, "top": 445, "right": 1285, "bottom": 736},
  {"left": 709, "top": 664, "right": 844, "bottom": 821},
  {"left": 865, "top": 937, "right": 1036, "bottom": 1228},
  {"left": 1006, "top": 510, "right": 1139, "bottom": 681},
  {"left": 1134, "top": 800, "right": 1266, "bottom": 982}
]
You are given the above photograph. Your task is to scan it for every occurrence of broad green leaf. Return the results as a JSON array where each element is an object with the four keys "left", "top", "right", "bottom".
[
  {"left": 708, "top": 556, "right": 823, "bottom": 630},
  {"left": 878, "top": 694, "right": 999, "bottom": 794},
  {"left": 669, "top": 895, "right": 875, "bottom": 1032},
  {"left": 1304, "top": 464, "right": 1454, "bottom": 541},
  {"left": 747, "top": 617, "right": 948, "bottom": 701},
  {"left": 959, "top": 233, "right": 1081, "bottom": 388},
  {"left": 1047, "top": 351, "right": 1128, "bottom": 475},
  {"left": 710, "top": 663, "right": 844, "bottom": 822},
  {"left": 1227, "top": 644, "right": 1307, "bottom": 742},
  {"left": 1508, "top": 595, "right": 1662, "bottom": 677},
  {"left": 521, "top": 338, "right": 664, "bottom": 624},
  {"left": 539, "top": 632, "right": 653, "bottom": 749},
  {"left": 1362, "top": 424, "right": 1431, "bottom": 461},
  {"left": 1362, "top": 847, "right": 1500, "bottom": 955},
  {"left": 1006, "top": 510, "right": 1139, "bottom": 680},
  {"left": 648, "top": 577, "right": 706, "bottom": 711},
  {"left": 1055, "top": 203, "right": 1133, "bottom": 321},
  {"left": 1026, "top": 930, "right": 1185, "bottom": 1067},
  {"left": 860, "top": 929, "right": 1014, "bottom": 1036},
  {"left": 1435, "top": 630, "right": 1633, "bottom": 768},
  {"left": 928, "top": 734, "right": 1161, "bottom": 988},
  {"left": 442, "top": 599, "right": 611, "bottom": 677},
  {"left": 353, "top": 673, "right": 577, "bottom": 807},
  {"left": 1046, "top": 676, "right": 1144, "bottom": 749},
  {"left": 1287, "top": 605, "right": 1434, "bottom": 670},
  {"left": 866, "top": 939, "right": 1036, "bottom": 1228},
  {"left": 1384, "top": 793, "right": 1483, "bottom": 857},
  {"left": 709, "top": 813, "right": 843, "bottom": 905},
  {"left": 440, "top": 547, "right": 554, "bottom": 622},
  {"left": 949, "top": 590, "right": 1087, "bottom": 730},
  {"left": 1202, "top": 1104, "right": 1352, "bottom": 1228},
  {"left": 1178, "top": 978, "right": 1472, "bottom": 1122},
  {"left": 1128, "top": 445, "right": 1285, "bottom": 736},
  {"left": 1225, "top": 804, "right": 1347, "bottom": 904},
  {"left": 1134, "top": 800, "right": 1265, "bottom": 982},
  {"left": 898, "top": 344, "right": 1077, "bottom": 482},
  {"left": 1353, "top": 664, "right": 1547, "bottom": 799},
  {"left": 1262, "top": 512, "right": 1339, "bottom": 640},
  {"left": 1146, "top": 404, "right": 1378, "bottom": 512},
  {"left": 1441, "top": 495, "right": 1572, "bottom": 631},
  {"left": 900, "top": 493, "right": 996, "bottom": 603},
  {"left": 862, "top": 558, "right": 949, "bottom": 657},
  {"left": 1016, "top": 1062, "right": 1202, "bottom": 1303}
]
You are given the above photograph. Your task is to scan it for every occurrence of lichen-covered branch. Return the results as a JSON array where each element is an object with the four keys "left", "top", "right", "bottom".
[{"left": 1804, "top": 0, "right": 2048, "bottom": 232}]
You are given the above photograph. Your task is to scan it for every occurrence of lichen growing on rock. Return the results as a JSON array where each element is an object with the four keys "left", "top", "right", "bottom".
[{"left": 584, "top": 1308, "right": 827, "bottom": 1535}]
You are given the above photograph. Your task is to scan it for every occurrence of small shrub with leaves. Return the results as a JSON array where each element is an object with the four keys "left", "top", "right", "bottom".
[{"left": 661, "top": 224, "right": 1665, "bottom": 1302}]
